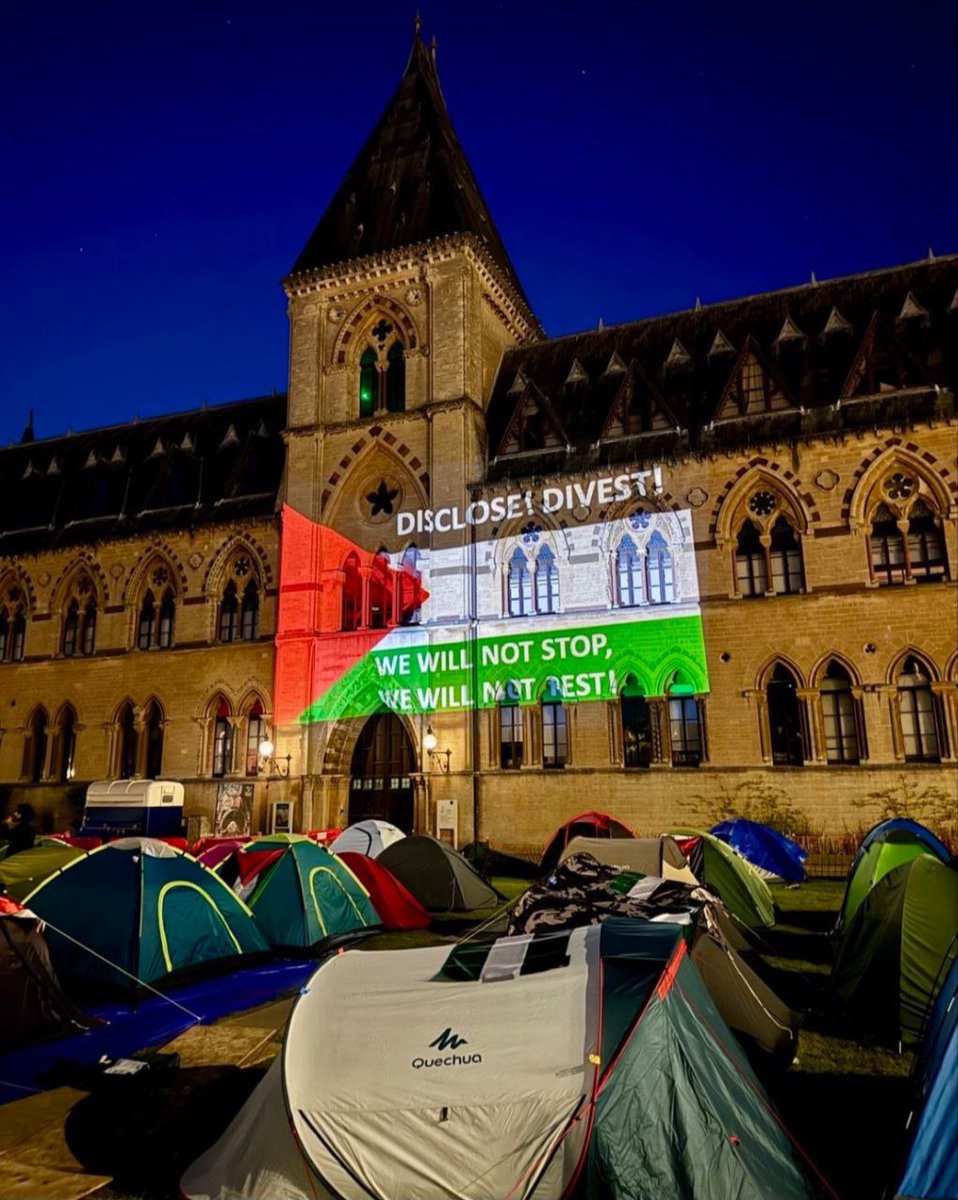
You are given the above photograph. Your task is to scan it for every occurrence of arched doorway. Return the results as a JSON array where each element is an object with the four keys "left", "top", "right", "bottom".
[{"left": 348, "top": 713, "right": 415, "bottom": 831}]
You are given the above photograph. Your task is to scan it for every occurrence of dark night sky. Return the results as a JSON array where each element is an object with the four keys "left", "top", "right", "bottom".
[{"left": 1, "top": 0, "right": 955, "bottom": 446}]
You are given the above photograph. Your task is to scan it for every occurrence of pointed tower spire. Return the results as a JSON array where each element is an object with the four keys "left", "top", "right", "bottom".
[
  {"left": 289, "top": 30, "right": 531, "bottom": 314},
  {"left": 20, "top": 409, "right": 35, "bottom": 444}
]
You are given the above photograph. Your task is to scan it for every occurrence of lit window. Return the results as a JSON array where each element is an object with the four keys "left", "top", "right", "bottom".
[
  {"left": 359, "top": 347, "right": 377, "bottom": 418},
  {"left": 499, "top": 700, "right": 523, "bottom": 769},
  {"left": 735, "top": 520, "right": 768, "bottom": 597},
  {"left": 669, "top": 696, "right": 702, "bottom": 767},
  {"left": 507, "top": 548, "right": 532, "bottom": 617},
  {"left": 646, "top": 531, "right": 674, "bottom": 604},
  {"left": 769, "top": 517, "right": 803, "bottom": 594},
  {"left": 542, "top": 697, "right": 567, "bottom": 769},
  {"left": 535, "top": 545, "right": 559, "bottom": 614},
  {"left": 616, "top": 534, "right": 642, "bottom": 607},
  {"left": 869, "top": 503, "right": 906, "bottom": 585}
]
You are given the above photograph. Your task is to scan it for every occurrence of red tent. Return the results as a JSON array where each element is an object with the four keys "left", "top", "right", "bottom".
[
  {"left": 539, "top": 811, "right": 634, "bottom": 872},
  {"left": 336, "top": 852, "right": 430, "bottom": 931}
]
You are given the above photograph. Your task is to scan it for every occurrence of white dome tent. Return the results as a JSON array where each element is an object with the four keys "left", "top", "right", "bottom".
[{"left": 330, "top": 819, "right": 405, "bottom": 859}]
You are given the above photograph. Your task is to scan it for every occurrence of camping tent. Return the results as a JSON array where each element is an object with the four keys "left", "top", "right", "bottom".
[
  {"left": 182, "top": 921, "right": 815, "bottom": 1200},
  {"left": 896, "top": 956, "right": 958, "bottom": 1198},
  {"left": 540, "top": 811, "right": 633, "bottom": 872},
  {"left": 671, "top": 830, "right": 776, "bottom": 929},
  {"left": 22, "top": 838, "right": 268, "bottom": 993},
  {"left": 0, "top": 841, "right": 85, "bottom": 901},
  {"left": 831, "top": 854, "right": 958, "bottom": 1046},
  {"left": 462, "top": 840, "right": 541, "bottom": 880},
  {"left": 329, "top": 819, "right": 405, "bottom": 859},
  {"left": 559, "top": 835, "right": 698, "bottom": 884},
  {"left": 836, "top": 818, "right": 951, "bottom": 933},
  {"left": 238, "top": 836, "right": 379, "bottom": 950},
  {"left": 0, "top": 896, "right": 90, "bottom": 1052},
  {"left": 378, "top": 835, "right": 501, "bottom": 912},
  {"left": 710, "top": 819, "right": 807, "bottom": 883},
  {"left": 335, "top": 852, "right": 430, "bottom": 931}
]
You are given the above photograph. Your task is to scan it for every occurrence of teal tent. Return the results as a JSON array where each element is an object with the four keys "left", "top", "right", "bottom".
[
  {"left": 23, "top": 837, "right": 268, "bottom": 994},
  {"left": 835, "top": 818, "right": 951, "bottom": 933},
  {"left": 831, "top": 854, "right": 958, "bottom": 1046},
  {"left": 671, "top": 829, "right": 776, "bottom": 929},
  {"left": 241, "top": 835, "right": 379, "bottom": 950}
]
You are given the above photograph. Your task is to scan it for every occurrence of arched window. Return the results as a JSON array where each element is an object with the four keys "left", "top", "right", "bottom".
[
  {"left": 646, "top": 531, "right": 674, "bottom": 604},
  {"left": 245, "top": 701, "right": 266, "bottom": 777},
  {"left": 117, "top": 701, "right": 138, "bottom": 779},
  {"left": 81, "top": 599, "right": 97, "bottom": 656},
  {"left": 535, "top": 545, "right": 559, "bottom": 614},
  {"left": 240, "top": 579, "right": 260, "bottom": 640},
  {"left": 359, "top": 347, "right": 377, "bottom": 418},
  {"left": 218, "top": 581, "right": 239, "bottom": 642},
  {"left": 10, "top": 609, "right": 25, "bottom": 667},
  {"left": 735, "top": 520, "right": 768, "bottom": 597},
  {"left": 906, "top": 500, "right": 946, "bottom": 582},
  {"left": 507, "top": 548, "right": 532, "bottom": 617},
  {"left": 616, "top": 534, "right": 642, "bottom": 607},
  {"left": 821, "top": 661, "right": 862, "bottom": 764},
  {"left": 143, "top": 701, "right": 164, "bottom": 778},
  {"left": 897, "top": 657, "right": 942, "bottom": 762},
  {"left": 769, "top": 517, "right": 803, "bottom": 594},
  {"left": 137, "top": 590, "right": 155, "bottom": 650},
  {"left": 499, "top": 692, "right": 523, "bottom": 769},
  {"left": 342, "top": 553, "right": 363, "bottom": 630},
  {"left": 400, "top": 545, "right": 422, "bottom": 625},
  {"left": 212, "top": 698, "right": 234, "bottom": 777},
  {"left": 10, "top": 608, "right": 26, "bottom": 662},
  {"left": 0, "top": 610, "right": 8, "bottom": 660},
  {"left": 542, "top": 685, "right": 567, "bottom": 769},
  {"left": 386, "top": 341, "right": 405, "bottom": 413},
  {"left": 158, "top": 589, "right": 176, "bottom": 648},
  {"left": 668, "top": 674, "right": 702, "bottom": 767},
  {"left": 620, "top": 675, "right": 653, "bottom": 768},
  {"left": 54, "top": 706, "right": 77, "bottom": 782},
  {"left": 368, "top": 554, "right": 391, "bottom": 629},
  {"left": 869, "top": 503, "right": 906, "bottom": 585},
  {"left": 766, "top": 663, "right": 806, "bottom": 766},
  {"left": 23, "top": 707, "right": 48, "bottom": 783},
  {"left": 62, "top": 599, "right": 80, "bottom": 657}
]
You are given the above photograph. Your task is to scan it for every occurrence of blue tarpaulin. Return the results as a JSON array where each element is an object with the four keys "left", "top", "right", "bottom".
[
  {"left": 0, "top": 958, "right": 314, "bottom": 1106},
  {"left": 710, "top": 819, "right": 807, "bottom": 883}
]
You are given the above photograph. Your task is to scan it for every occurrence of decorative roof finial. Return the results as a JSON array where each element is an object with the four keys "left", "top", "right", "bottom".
[
  {"left": 20, "top": 408, "right": 35, "bottom": 444},
  {"left": 694, "top": 296, "right": 702, "bottom": 311},
  {"left": 928, "top": 246, "right": 935, "bottom": 260},
  {"left": 414, "top": 10, "right": 422, "bottom": 36},
  {"left": 810, "top": 270, "right": 818, "bottom": 285},
  {"left": 429, "top": 33, "right": 438, "bottom": 63}
]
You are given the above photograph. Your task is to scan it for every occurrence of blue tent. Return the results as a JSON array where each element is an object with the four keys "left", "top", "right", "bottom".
[
  {"left": 896, "top": 955, "right": 958, "bottom": 1198},
  {"left": 710, "top": 819, "right": 807, "bottom": 883}
]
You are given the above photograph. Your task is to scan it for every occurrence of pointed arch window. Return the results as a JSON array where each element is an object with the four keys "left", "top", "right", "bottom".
[
  {"left": 219, "top": 581, "right": 239, "bottom": 642},
  {"left": 358, "top": 325, "right": 406, "bottom": 417},
  {"left": 359, "top": 347, "right": 377, "bottom": 418},
  {"left": 342, "top": 553, "right": 363, "bottom": 630},
  {"left": 542, "top": 684, "right": 567, "bottom": 769},
  {"left": 137, "top": 590, "right": 155, "bottom": 650},
  {"left": 62, "top": 599, "right": 80, "bottom": 657},
  {"left": 11, "top": 607, "right": 26, "bottom": 662},
  {"left": 117, "top": 702, "right": 138, "bottom": 780},
  {"left": 23, "top": 706, "right": 48, "bottom": 783},
  {"left": 821, "top": 661, "right": 862, "bottom": 764},
  {"left": 368, "top": 553, "right": 391, "bottom": 629},
  {"left": 400, "top": 545, "right": 422, "bottom": 625},
  {"left": 158, "top": 589, "right": 176, "bottom": 648},
  {"left": 620, "top": 675, "right": 653, "bottom": 768},
  {"left": 668, "top": 677, "right": 703, "bottom": 767},
  {"left": 212, "top": 698, "right": 234, "bottom": 778},
  {"left": 144, "top": 701, "right": 164, "bottom": 778},
  {"left": 766, "top": 664, "right": 807, "bottom": 766},
  {"left": 769, "top": 517, "right": 803, "bottom": 594},
  {"left": 241, "top": 579, "right": 260, "bottom": 640},
  {"left": 535, "top": 545, "right": 559, "bottom": 614},
  {"left": 616, "top": 534, "right": 642, "bottom": 607},
  {"left": 869, "top": 502, "right": 906, "bottom": 585},
  {"left": 499, "top": 691, "right": 523, "bottom": 769},
  {"left": 386, "top": 341, "right": 405, "bottom": 413},
  {"left": 507, "top": 548, "right": 532, "bottom": 617},
  {"left": 245, "top": 701, "right": 266, "bottom": 777},
  {"left": 55, "top": 706, "right": 77, "bottom": 782},
  {"left": 646, "top": 531, "right": 674, "bottom": 604},
  {"left": 897, "top": 657, "right": 942, "bottom": 762},
  {"left": 735, "top": 520, "right": 768, "bottom": 597},
  {"left": 906, "top": 500, "right": 946, "bottom": 582},
  {"left": 81, "top": 599, "right": 97, "bottom": 656},
  {"left": 0, "top": 610, "right": 8, "bottom": 661}
]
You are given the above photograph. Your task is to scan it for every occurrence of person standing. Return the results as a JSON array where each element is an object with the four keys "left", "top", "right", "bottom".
[{"left": 2, "top": 803, "right": 37, "bottom": 856}]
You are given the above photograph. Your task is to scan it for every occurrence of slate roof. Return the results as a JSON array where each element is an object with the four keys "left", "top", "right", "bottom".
[
  {"left": 485, "top": 257, "right": 958, "bottom": 482},
  {"left": 0, "top": 395, "right": 286, "bottom": 553},
  {"left": 288, "top": 35, "right": 533, "bottom": 317}
]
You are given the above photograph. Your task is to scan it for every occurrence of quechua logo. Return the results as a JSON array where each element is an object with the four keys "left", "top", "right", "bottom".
[{"left": 411, "top": 1028, "right": 482, "bottom": 1070}]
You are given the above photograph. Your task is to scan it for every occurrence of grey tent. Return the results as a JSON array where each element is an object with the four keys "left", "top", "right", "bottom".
[
  {"left": 378, "top": 835, "right": 501, "bottom": 912},
  {"left": 559, "top": 835, "right": 698, "bottom": 884}
]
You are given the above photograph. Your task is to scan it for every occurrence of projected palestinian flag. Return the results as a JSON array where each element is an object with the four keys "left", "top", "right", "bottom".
[{"left": 275, "top": 505, "right": 709, "bottom": 725}]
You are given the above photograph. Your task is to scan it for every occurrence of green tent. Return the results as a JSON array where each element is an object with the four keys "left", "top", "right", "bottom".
[
  {"left": 0, "top": 842, "right": 84, "bottom": 901},
  {"left": 242, "top": 835, "right": 379, "bottom": 950},
  {"left": 831, "top": 854, "right": 958, "bottom": 1046},
  {"left": 22, "top": 837, "right": 268, "bottom": 994},
  {"left": 670, "top": 829, "right": 776, "bottom": 928},
  {"left": 835, "top": 818, "right": 951, "bottom": 933}
]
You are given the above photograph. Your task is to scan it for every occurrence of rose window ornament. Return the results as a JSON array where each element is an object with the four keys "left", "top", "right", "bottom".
[
  {"left": 628, "top": 511, "right": 652, "bottom": 531},
  {"left": 76, "top": 575, "right": 92, "bottom": 595},
  {"left": 151, "top": 566, "right": 169, "bottom": 587},
  {"left": 521, "top": 522, "right": 541, "bottom": 544},
  {"left": 883, "top": 472, "right": 915, "bottom": 501},
  {"left": 233, "top": 556, "right": 251, "bottom": 577},
  {"left": 748, "top": 491, "right": 778, "bottom": 517},
  {"left": 366, "top": 480, "right": 399, "bottom": 518}
]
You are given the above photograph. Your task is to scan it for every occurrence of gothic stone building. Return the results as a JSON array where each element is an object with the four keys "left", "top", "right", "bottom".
[{"left": 1, "top": 36, "right": 955, "bottom": 852}]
